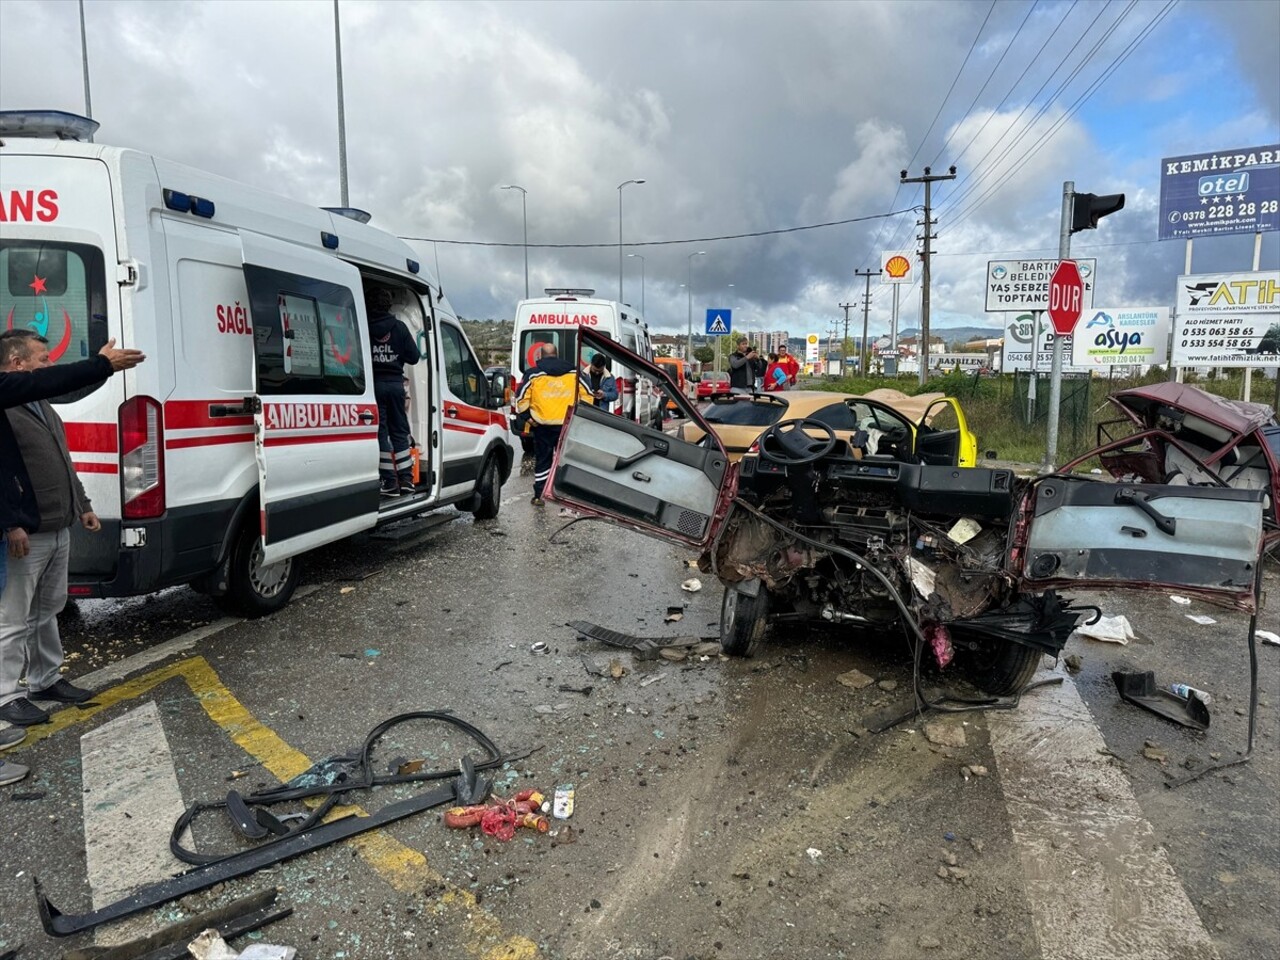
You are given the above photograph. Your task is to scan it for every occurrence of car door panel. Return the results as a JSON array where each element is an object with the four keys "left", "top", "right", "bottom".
[
  {"left": 547, "top": 327, "right": 735, "bottom": 549},
  {"left": 1019, "top": 476, "right": 1264, "bottom": 609}
]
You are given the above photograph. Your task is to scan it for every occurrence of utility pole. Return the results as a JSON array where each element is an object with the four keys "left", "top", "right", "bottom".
[
  {"left": 839, "top": 302, "right": 855, "bottom": 376},
  {"left": 900, "top": 165, "right": 956, "bottom": 386},
  {"left": 854, "top": 269, "right": 880, "bottom": 376},
  {"left": 334, "top": 0, "right": 349, "bottom": 206}
]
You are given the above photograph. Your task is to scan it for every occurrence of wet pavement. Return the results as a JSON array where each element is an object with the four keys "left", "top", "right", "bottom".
[{"left": 1, "top": 467, "right": 1277, "bottom": 960}]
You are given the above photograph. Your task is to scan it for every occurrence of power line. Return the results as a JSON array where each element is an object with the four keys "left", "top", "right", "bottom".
[
  {"left": 928, "top": 0, "right": 1041, "bottom": 169},
  {"left": 948, "top": 0, "right": 1178, "bottom": 231},
  {"left": 947, "top": 0, "right": 1081, "bottom": 172},
  {"left": 906, "top": 0, "right": 997, "bottom": 172},
  {"left": 398, "top": 206, "right": 917, "bottom": 249},
  {"left": 937, "top": 0, "right": 1134, "bottom": 218},
  {"left": 853, "top": 0, "right": 997, "bottom": 276}
]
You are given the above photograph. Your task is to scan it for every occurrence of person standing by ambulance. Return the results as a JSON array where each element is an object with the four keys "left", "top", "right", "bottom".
[
  {"left": 515, "top": 344, "right": 593, "bottom": 506},
  {"left": 0, "top": 331, "right": 144, "bottom": 728},
  {"left": 0, "top": 336, "right": 144, "bottom": 780},
  {"left": 366, "top": 286, "right": 420, "bottom": 497}
]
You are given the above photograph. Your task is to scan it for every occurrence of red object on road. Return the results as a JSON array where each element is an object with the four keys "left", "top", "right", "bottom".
[{"left": 1048, "top": 260, "right": 1084, "bottom": 336}]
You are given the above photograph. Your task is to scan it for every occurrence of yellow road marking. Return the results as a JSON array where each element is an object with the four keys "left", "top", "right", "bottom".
[{"left": 21, "top": 656, "right": 540, "bottom": 959}]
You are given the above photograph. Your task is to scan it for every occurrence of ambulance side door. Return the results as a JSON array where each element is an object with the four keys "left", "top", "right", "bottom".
[
  {"left": 240, "top": 231, "right": 380, "bottom": 563},
  {"left": 437, "top": 316, "right": 494, "bottom": 500}
]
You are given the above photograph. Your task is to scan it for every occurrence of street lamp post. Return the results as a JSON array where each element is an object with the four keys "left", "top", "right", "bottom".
[
  {"left": 686, "top": 250, "right": 706, "bottom": 362},
  {"left": 618, "top": 179, "right": 645, "bottom": 302},
  {"left": 627, "top": 253, "right": 646, "bottom": 315},
  {"left": 499, "top": 184, "right": 528, "bottom": 298}
]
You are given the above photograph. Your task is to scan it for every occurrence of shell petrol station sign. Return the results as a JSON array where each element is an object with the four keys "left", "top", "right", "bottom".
[
  {"left": 805, "top": 333, "right": 821, "bottom": 373},
  {"left": 881, "top": 250, "right": 914, "bottom": 284}
]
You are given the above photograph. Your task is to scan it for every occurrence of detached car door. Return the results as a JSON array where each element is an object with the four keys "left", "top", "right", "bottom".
[
  {"left": 241, "top": 232, "right": 380, "bottom": 564},
  {"left": 1016, "top": 476, "right": 1265, "bottom": 610},
  {"left": 546, "top": 327, "right": 736, "bottom": 550}
]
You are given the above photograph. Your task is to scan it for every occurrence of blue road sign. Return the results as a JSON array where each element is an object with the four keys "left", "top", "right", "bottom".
[
  {"left": 1158, "top": 144, "right": 1280, "bottom": 240},
  {"left": 705, "top": 308, "right": 732, "bottom": 336}
]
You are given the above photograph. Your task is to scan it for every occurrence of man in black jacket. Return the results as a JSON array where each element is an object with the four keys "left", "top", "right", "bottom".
[
  {"left": 728, "top": 338, "right": 757, "bottom": 394},
  {"left": 366, "top": 286, "right": 421, "bottom": 497},
  {"left": 0, "top": 338, "right": 142, "bottom": 769}
]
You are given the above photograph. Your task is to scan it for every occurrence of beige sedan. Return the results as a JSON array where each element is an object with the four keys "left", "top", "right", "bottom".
[{"left": 681, "top": 389, "right": 978, "bottom": 466}]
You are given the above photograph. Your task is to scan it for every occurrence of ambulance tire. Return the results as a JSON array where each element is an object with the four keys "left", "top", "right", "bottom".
[
  {"left": 467, "top": 456, "right": 502, "bottom": 520},
  {"left": 219, "top": 521, "right": 301, "bottom": 618}
]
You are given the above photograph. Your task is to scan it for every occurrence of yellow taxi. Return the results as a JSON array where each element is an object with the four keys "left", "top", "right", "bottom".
[{"left": 680, "top": 389, "right": 977, "bottom": 466}]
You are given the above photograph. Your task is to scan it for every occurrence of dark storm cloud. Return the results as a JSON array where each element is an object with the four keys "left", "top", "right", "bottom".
[{"left": 1, "top": 0, "right": 1275, "bottom": 338}]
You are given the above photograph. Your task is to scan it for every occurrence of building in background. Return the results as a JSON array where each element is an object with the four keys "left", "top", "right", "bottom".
[{"left": 757, "top": 330, "right": 790, "bottom": 355}]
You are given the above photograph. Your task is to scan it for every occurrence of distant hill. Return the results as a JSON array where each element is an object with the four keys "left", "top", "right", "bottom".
[{"left": 898, "top": 325, "right": 1003, "bottom": 343}]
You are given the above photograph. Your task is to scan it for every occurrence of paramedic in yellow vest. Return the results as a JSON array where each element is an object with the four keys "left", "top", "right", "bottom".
[{"left": 514, "top": 344, "right": 592, "bottom": 506}]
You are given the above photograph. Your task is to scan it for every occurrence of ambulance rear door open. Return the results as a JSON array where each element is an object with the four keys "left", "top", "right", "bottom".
[{"left": 240, "top": 231, "right": 381, "bottom": 563}]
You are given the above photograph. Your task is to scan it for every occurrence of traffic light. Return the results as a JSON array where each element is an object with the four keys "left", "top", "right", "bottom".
[{"left": 1070, "top": 192, "right": 1125, "bottom": 233}]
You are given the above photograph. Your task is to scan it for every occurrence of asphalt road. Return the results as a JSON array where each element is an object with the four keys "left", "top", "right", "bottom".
[{"left": 1, "top": 468, "right": 1277, "bottom": 960}]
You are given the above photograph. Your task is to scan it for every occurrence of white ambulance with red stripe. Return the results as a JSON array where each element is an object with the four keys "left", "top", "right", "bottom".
[
  {"left": 0, "top": 111, "right": 514, "bottom": 615},
  {"left": 509, "top": 289, "right": 658, "bottom": 448}
]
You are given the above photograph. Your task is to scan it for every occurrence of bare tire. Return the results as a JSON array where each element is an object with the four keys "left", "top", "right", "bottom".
[
  {"left": 216, "top": 520, "right": 300, "bottom": 618},
  {"left": 720, "top": 586, "right": 770, "bottom": 657},
  {"left": 966, "top": 639, "right": 1040, "bottom": 696},
  {"left": 467, "top": 457, "right": 502, "bottom": 520}
]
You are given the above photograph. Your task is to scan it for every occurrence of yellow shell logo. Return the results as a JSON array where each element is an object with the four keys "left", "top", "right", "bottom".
[
  {"left": 885, "top": 255, "right": 911, "bottom": 279},
  {"left": 807, "top": 334, "right": 819, "bottom": 344}
]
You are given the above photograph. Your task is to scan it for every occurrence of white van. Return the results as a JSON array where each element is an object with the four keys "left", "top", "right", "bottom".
[
  {"left": 509, "top": 289, "right": 658, "bottom": 444},
  {"left": 0, "top": 111, "right": 515, "bottom": 615}
]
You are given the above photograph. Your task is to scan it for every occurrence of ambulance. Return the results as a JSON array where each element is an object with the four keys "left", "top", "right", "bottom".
[
  {"left": 509, "top": 289, "right": 659, "bottom": 446},
  {"left": 0, "top": 111, "right": 515, "bottom": 616}
]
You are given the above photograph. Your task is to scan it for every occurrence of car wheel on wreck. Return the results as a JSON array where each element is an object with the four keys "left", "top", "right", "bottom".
[
  {"left": 963, "top": 638, "right": 1041, "bottom": 697},
  {"left": 719, "top": 585, "right": 770, "bottom": 657}
]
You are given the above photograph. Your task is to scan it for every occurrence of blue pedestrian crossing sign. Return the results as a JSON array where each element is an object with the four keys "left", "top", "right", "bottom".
[{"left": 705, "top": 309, "right": 732, "bottom": 336}]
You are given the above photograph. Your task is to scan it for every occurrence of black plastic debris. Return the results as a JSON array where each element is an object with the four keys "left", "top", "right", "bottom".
[{"left": 1113, "top": 670, "right": 1210, "bottom": 730}]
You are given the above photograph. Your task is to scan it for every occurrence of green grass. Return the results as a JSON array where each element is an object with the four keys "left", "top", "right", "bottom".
[{"left": 805, "top": 367, "right": 1275, "bottom": 466}]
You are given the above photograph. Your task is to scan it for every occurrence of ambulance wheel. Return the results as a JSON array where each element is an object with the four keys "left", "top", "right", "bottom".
[
  {"left": 219, "top": 521, "right": 300, "bottom": 618},
  {"left": 720, "top": 585, "right": 770, "bottom": 657},
  {"left": 467, "top": 457, "right": 502, "bottom": 520}
]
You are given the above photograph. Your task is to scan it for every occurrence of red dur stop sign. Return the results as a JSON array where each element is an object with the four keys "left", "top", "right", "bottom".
[{"left": 1047, "top": 260, "right": 1084, "bottom": 336}]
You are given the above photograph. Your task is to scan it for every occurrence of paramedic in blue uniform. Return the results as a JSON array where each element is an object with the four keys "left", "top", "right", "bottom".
[
  {"left": 0, "top": 337, "right": 144, "bottom": 782},
  {"left": 366, "top": 286, "right": 420, "bottom": 497}
]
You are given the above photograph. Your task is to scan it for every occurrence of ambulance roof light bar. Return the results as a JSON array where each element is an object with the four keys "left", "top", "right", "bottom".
[
  {"left": 0, "top": 110, "right": 100, "bottom": 141},
  {"left": 544, "top": 288, "right": 595, "bottom": 298},
  {"left": 322, "top": 207, "right": 373, "bottom": 224}
]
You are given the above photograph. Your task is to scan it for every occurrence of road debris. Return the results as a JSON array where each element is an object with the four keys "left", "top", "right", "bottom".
[
  {"left": 1257, "top": 630, "right": 1280, "bottom": 647},
  {"left": 1063, "top": 654, "right": 1083, "bottom": 673},
  {"left": 531, "top": 641, "right": 550, "bottom": 655},
  {"left": 1169, "top": 595, "right": 1192, "bottom": 605},
  {"left": 1186, "top": 614, "right": 1218, "bottom": 626},
  {"left": 680, "top": 577, "right": 702, "bottom": 592},
  {"left": 640, "top": 673, "right": 666, "bottom": 687},
  {"left": 836, "top": 668, "right": 875, "bottom": 690},
  {"left": 1075, "top": 614, "right": 1135, "bottom": 644},
  {"left": 553, "top": 785, "right": 575, "bottom": 819},
  {"left": 444, "top": 788, "right": 552, "bottom": 841},
  {"left": 924, "top": 722, "right": 966, "bottom": 748},
  {"left": 1114, "top": 671, "right": 1210, "bottom": 730}
]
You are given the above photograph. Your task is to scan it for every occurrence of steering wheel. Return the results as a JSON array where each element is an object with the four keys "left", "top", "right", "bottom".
[{"left": 758, "top": 418, "right": 838, "bottom": 465}]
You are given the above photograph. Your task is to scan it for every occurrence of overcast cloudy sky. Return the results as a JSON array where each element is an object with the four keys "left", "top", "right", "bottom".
[{"left": 2, "top": 0, "right": 1277, "bottom": 339}]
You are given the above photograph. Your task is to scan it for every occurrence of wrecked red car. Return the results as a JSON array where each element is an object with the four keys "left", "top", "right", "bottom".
[
  {"left": 548, "top": 330, "right": 1267, "bottom": 695},
  {"left": 1065, "top": 381, "right": 1279, "bottom": 549}
]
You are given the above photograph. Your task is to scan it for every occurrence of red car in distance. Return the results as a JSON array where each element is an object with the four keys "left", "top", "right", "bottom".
[{"left": 695, "top": 370, "right": 731, "bottom": 399}]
